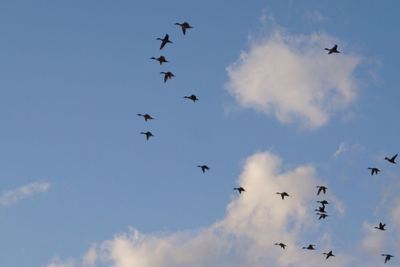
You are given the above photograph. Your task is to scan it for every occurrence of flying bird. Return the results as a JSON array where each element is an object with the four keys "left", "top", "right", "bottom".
[
  {"left": 374, "top": 222, "right": 386, "bottom": 231},
  {"left": 175, "top": 21, "right": 193, "bottom": 35},
  {"left": 140, "top": 131, "right": 154, "bottom": 141},
  {"left": 302, "top": 244, "right": 316, "bottom": 250},
  {"left": 274, "top": 243, "right": 287, "bottom": 250},
  {"left": 325, "top": 44, "right": 340, "bottom": 54},
  {"left": 233, "top": 187, "right": 245, "bottom": 194},
  {"left": 315, "top": 206, "right": 327, "bottom": 213},
  {"left": 276, "top": 192, "right": 290, "bottom": 200},
  {"left": 317, "top": 200, "right": 329, "bottom": 207},
  {"left": 316, "top": 212, "right": 328, "bottom": 220},
  {"left": 183, "top": 94, "right": 199, "bottom": 102},
  {"left": 150, "top": 56, "right": 168, "bottom": 65},
  {"left": 382, "top": 254, "right": 394, "bottom": 264},
  {"left": 157, "top": 34, "right": 172, "bottom": 50},
  {"left": 316, "top": 186, "right": 327, "bottom": 195},
  {"left": 160, "top": 71, "right": 175, "bottom": 83},
  {"left": 137, "top": 113, "right": 154, "bottom": 122},
  {"left": 384, "top": 153, "right": 398, "bottom": 164},
  {"left": 368, "top": 167, "right": 381, "bottom": 176},
  {"left": 323, "top": 250, "right": 335, "bottom": 259},
  {"left": 197, "top": 165, "right": 209, "bottom": 173}
]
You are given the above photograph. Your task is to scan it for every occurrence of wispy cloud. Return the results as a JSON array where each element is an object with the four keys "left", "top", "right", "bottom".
[
  {"left": 304, "top": 10, "right": 329, "bottom": 23},
  {"left": 47, "top": 257, "right": 76, "bottom": 267},
  {"left": 226, "top": 28, "right": 360, "bottom": 130},
  {"left": 0, "top": 181, "right": 50, "bottom": 206}
]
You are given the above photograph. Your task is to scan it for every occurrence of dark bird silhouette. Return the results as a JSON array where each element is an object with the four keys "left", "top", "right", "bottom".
[
  {"left": 233, "top": 187, "right": 245, "bottom": 194},
  {"left": 368, "top": 167, "right": 380, "bottom": 176},
  {"left": 137, "top": 113, "right": 154, "bottom": 122},
  {"left": 315, "top": 206, "right": 327, "bottom": 213},
  {"left": 385, "top": 154, "right": 398, "bottom": 164},
  {"left": 374, "top": 222, "right": 386, "bottom": 231},
  {"left": 323, "top": 250, "right": 335, "bottom": 259},
  {"left": 325, "top": 44, "right": 340, "bottom": 54},
  {"left": 157, "top": 34, "right": 172, "bottom": 50},
  {"left": 274, "top": 243, "right": 287, "bottom": 250},
  {"left": 302, "top": 244, "right": 316, "bottom": 250},
  {"left": 175, "top": 21, "right": 193, "bottom": 35},
  {"left": 160, "top": 71, "right": 175, "bottom": 83},
  {"left": 276, "top": 192, "right": 290, "bottom": 200},
  {"left": 150, "top": 56, "right": 168, "bottom": 65},
  {"left": 197, "top": 165, "right": 209, "bottom": 173},
  {"left": 317, "top": 200, "right": 329, "bottom": 207},
  {"left": 140, "top": 131, "right": 154, "bottom": 141},
  {"left": 316, "top": 212, "right": 328, "bottom": 220},
  {"left": 382, "top": 254, "right": 394, "bottom": 264},
  {"left": 184, "top": 94, "right": 199, "bottom": 102},
  {"left": 316, "top": 186, "right": 327, "bottom": 195}
]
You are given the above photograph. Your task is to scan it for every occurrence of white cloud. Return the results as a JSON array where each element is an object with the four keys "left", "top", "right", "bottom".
[
  {"left": 226, "top": 30, "right": 360, "bottom": 129},
  {"left": 47, "top": 257, "right": 76, "bottom": 267},
  {"left": 83, "top": 244, "right": 97, "bottom": 267},
  {"left": 49, "top": 151, "right": 354, "bottom": 267},
  {"left": 0, "top": 181, "right": 50, "bottom": 206},
  {"left": 333, "top": 143, "right": 348, "bottom": 158}
]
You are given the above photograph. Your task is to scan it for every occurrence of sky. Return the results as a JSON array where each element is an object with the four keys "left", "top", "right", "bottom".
[{"left": 0, "top": 1, "right": 399, "bottom": 266}]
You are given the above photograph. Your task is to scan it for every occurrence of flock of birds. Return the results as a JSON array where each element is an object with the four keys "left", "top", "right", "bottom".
[{"left": 138, "top": 25, "right": 396, "bottom": 264}]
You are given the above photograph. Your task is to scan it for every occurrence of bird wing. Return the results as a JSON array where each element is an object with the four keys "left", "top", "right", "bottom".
[
  {"left": 182, "top": 27, "right": 186, "bottom": 35},
  {"left": 333, "top": 45, "right": 338, "bottom": 50},
  {"left": 392, "top": 154, "right": 398, "bottom": 161}
]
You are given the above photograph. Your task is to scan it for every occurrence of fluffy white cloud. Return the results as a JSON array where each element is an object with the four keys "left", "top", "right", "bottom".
[
  {"left": 0, "top": 181, "right": 50, "bottom": 206},
  {"left": 49, "top": 152, "right": 352, "bottom": 267},
  {"left": 226, "top": 30, "right": 360, "bottom": 129}
]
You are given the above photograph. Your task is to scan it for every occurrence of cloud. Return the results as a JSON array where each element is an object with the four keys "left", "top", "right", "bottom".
[
  {"left": 333, "top": 143, "right": 348, "bottom": 158},
  {"left": 47, "top": 151, "right": 354, "bottom": 267},
  {"left": 305, "top": 10, "right": 328, "bottom": 23},
  {"left": 0, "top": 181, "right": 50, "bottom": 206},
  {"left": 47, "top": 257, "right": 76, "bottom": 267},
  {"left": 226, "top": 29, "right": 360, "bottom": 129}
]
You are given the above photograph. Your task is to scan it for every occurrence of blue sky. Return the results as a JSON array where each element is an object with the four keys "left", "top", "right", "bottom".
[{"left": 0, "top": 1, "right": 399, "bottom": 266}]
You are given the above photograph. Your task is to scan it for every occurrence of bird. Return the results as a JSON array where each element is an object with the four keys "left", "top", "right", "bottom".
[
  {"left": 384, "top": 153, "right": 398, "bottom": 164},
  {"left": 325, "top": 44, "right": 340, "bottom": 54},
  {"left": 157, "top": 34, "right": 172, "bottom": 50},
  {"left": 317, "top": 200, "right": 329, "bottom": 207},
  {"left": 274, "top": 243, "right": 287, "bottom": 250},
  {"left": 233, "top": 187, "right": 245, "bottom": 194},
  {"left": 381, "top": 254, "right": 394, "bottom": 264},
  {"left": 197, "top": 165, "right": 209, "bottom": 173},
  {"left": 368, "top": 167, "right": 381, "bottom": 176},
  {"left": 315, "top": 206, "right": 327, "bottom": 213},
  {"left": 140, "top": 131, "right": 154, "bottom": 141},
  {"left": 137, "top": 113, "right": 154, "bottom": 122},
  {"left": 183, "top": 94, "right": 199, "bottom": 102},
  {"left": 316, "top": 212, "right": 328, "bottom": 220},
  {"left": 323, "top": 250, "right": 335, "bottom": 259},
  {"left": 316, "top": 186, "right": 327, "bottom": 195},
  {"left": 160, "top": 71, "right": 175, "bottom": 83},
  {"left": 302, "top": 244, "right": 316, "bottom": 250},
  {"left": 374, "top": 222, "right": 386, "bottom": 231},
  {"left": 175, "top": 21, "right": 193, "bottom": 35},
  {"left": 276, "top": 192, "right": 290, "bottom": 200},
  {"left": 150, "top": 56, "right": 168, "bottom": 65}
]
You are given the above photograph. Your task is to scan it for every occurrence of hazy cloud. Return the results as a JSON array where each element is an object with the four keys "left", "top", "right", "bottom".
[
  {"left": 47, "top": 257, "right": 76, "bottom": 267},
  {"left": 0, "top": 181, "right": 50, "bottom": 206},
  {"left": 226, "top": 29, "right": 360, "bottom": 129}
]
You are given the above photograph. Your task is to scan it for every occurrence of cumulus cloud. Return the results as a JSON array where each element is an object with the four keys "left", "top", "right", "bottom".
[
  {"left": 0, "top": 181, "right": 50, "bottom": 206},
  {"left": 48, "top": 152, "right": 354, "bottom": 267},
  {"left": 226, "top": 29, "right": 360, "bottom": 129}
]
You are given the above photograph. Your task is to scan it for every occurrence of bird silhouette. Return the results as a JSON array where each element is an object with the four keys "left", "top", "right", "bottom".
[
  {"left": 175, "top": 21, "right": 193, "bottom": 35},
  {"left": 325, "top": 44, "right": 340, "bottom": 54},
  {"left": 384, "top": 153, "right": 398, "bottom": 164},
  {"left": 274, "top": 243, "right": 287, "bottom": 250},
  {"left": 157, "top": 34, "right": 172, "bottom": 50},
  {"left": 323, "top": 250, "right": 335, "bottom": 259},
  {"left": 315, "top": 206, "right": 327, "bottom": 213},
  {"left": 233, "top": 187, "right": 245, "bottom": 194},
  {"left": 302, "top": 244, "right": 316, "bottom": 250},
  {"left": 368, "top": 167, "right": 380, "bottom": 176},
  {"left": 137, "top": 113, "right": 154, "bottom": 122},
  {"left": 140, "top": 131, "right": 154, "bottom": 141},
  {"left": 184, "top": 94, "right": 199, "bottom": 102},
  {"left": 316, "top": 186, "right": 327, "bottom": 195},
  {"left": 150, "top": 56, "right": 168, "bottom": 65},
  {"left": 374, "top": 222, "right": 386, "bottom": 231},
  {"left": 316, "top": 212, "right": 328, "bottom": 220},
  {"left": 382, "top": 254, "right": 394, "bottom": 264},
  {"left": 317, "top": 200, "right": 329, "bottom": 207},
  {"left": 160, "top": 71, "right": 175, "bottom": 83},
  {"left": 197, "top": 165, "right": 209, "bottom": 173},
  {"left": 276, "top": 192, "right": 290, "bottom": 200}
]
